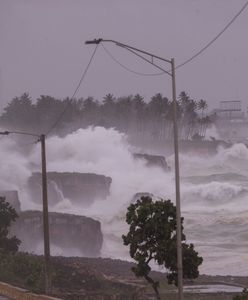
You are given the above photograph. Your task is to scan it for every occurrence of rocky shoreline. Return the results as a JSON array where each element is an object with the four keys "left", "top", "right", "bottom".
[
  {"left": 0, "top": 253, "right": 246, "bottom": 299},
  {"left": 51, "top": 256, "right": 247, "bottom": 299}
]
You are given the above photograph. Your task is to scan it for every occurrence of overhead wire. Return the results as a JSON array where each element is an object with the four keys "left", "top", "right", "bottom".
[
  {"left": 102, "top": 0, "right": 248, "bottom": 75},
  {"left": 45, "top": 43, "right": 99, "bottom": 136},
  {"left": 176, "top": 0, "right": 248, "bottom": 70},
  {"left": 101, "top": 43, "right": 165, "bottom": 76},
  {"left": 15, "top": 1, "right": 247, "bottom": 138}
]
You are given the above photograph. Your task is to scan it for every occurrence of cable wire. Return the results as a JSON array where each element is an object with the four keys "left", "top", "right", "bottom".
[
  {"left": 45, "top": 44, "right": 99, "bottom": 136},
  {"left": 101, "top": 44, "right": 165, "bottom": 76},
  {"left": 26, "top": 0, "right": 247, "bottom": 138},
  {"left": 176, "top": 0, "right": 248, "bottom": 70},
  {"left": 103, "top": 1, "right": 248, "bottom": 75}
]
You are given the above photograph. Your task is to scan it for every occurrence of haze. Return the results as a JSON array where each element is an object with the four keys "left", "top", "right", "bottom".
[{"left": 1, "top": 0, "right": 248, "bottom": 111}]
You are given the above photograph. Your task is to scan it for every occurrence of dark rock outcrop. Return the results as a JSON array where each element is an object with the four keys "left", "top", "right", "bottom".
[
  {"left": 0, "top": 190, "right": 21, "bottom": 213},
  {"left": 133, "top": 153, "right": 170, "bottom": 171},
  {"left": 28, "top": 172, "right": 112, "bottom": 206},
  {"left": 10, "top": 210, "right": 103, "bottom": 257}
]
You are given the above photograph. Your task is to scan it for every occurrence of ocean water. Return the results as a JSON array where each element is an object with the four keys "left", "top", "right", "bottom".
[
  {"left": 1, "top": 127, "right": 248, "bottom": 276},
  {"left": 178, "top": 144, "right": 248, "bottom": 275}
]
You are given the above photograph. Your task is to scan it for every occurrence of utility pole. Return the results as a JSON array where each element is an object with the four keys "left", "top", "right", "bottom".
[
  {"left": 40, "top": 134, "right": 51, "bottom": 294},
  {"left": 0, "top": 131, "right": 52, "bottom": 293},
  {"left": 85, "top": 38, "right": 184, "bottom": 300},
  {"left": 171, "top": 58, "right": 183, "bottom": 299}
]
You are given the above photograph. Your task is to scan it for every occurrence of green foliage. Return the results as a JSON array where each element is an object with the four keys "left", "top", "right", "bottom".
[
  {"left": 0, "top": 93, "right": 35, "bottom": 131},
  {"left": 0, "top": 252, "right": 44, "bottom": 292},
  {"left": 122, "top": 196, "right": 203, "bottom": 299},
  {"left": 0, "top": 198, "right": 43, "bottom": 291},
  {"left": 0, "top": 197, "right": 20, "bottom": 254},
  {"left": 233, "top": 289, "right": 248, "bottom": 300}
]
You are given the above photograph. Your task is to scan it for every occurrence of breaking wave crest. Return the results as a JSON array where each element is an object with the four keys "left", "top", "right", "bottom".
[{"left": 1, "top": 127, "right": 248, "bottom": 275}]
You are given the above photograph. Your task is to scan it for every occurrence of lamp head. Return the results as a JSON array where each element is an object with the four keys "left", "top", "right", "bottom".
[
  {"left": 0, "top": 131, "right": 10, "bottom": 135},
  {"left": 85, "top": 38, "right": 103, "bottom": 45}
]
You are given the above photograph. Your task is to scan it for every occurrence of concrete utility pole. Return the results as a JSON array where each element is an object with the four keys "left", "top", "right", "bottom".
[
  {"left": 0, "top": 131, "right": 51, "bottom": 294},
  {"left": 85, "top": 38, "right": 183, "bottom": 300},
  {"left": 40, "top": 134, "right": 51, "bottom": 294},
  {"left": 171, "top": 58, "right": 183, "bottom": 300}
]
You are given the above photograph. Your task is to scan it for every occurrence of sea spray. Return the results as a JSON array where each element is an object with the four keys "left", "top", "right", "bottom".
[
  {"left": 1, "top": 127, "right": 248, "bottom": 275},
  {"left": 205, "top": 125, "right": 220, "bottom": 141},
  {"left": 39, "top": 127, "right": 176, "bottom": 216},
  {"left": 0, "top": 134, "right": 37, "bottom": 210},
  {"left": 182, "top": 181, "right": 246, "bottom": 208}
]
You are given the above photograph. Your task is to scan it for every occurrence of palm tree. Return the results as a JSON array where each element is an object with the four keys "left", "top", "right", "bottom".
[
  {"left": 178, "top": 91, "right": 198, "bottom": 140},
  {"left": 132, "top": 94, "right": 146, "bottom": 137},
  {"left": 198, "top": 99, "right": 208, "bottom": 119},
  {"left": 101, "top": 94, "right": 116, "bottom": 128},
  {"left": 81, "top": 97, "right": 99, "bottom": 127},
  {"left": 197, "top": 99, "right": 208, "bottom": 137},
  {"left": 201, "top": 115, "right": 212, "bottom": 138},
  {"left": 115, "top": 96, "right": 133, "bottom": 133},
  {"left": 148, "top": 93, "right": 170, "bottom": 141}
]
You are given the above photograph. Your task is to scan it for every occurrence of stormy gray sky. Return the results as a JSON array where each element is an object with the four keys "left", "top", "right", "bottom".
[{"left": 1, "top": 0, "right": 248, "bottom": 111}]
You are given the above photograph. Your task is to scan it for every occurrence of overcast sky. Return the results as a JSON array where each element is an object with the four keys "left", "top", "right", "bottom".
[{"left": 1, "top": 0, "right": 248, "bottom": 111}]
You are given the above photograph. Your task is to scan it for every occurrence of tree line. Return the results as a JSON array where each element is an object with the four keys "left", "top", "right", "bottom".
[{"left": 0, "top": 91, "right": 213, "bottom": 140}]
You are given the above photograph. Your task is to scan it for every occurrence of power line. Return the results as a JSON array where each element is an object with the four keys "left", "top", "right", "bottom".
[
  {"left": 45, "top": 44, "right": 99, "bottom": 136},
  {"left": 29, "top": 1, "right": 248, "bottom": 137},
  {"left": 101, "top": 43, "right": 165, "bottom": 76},
  {"left": 176, "top": 0, "right": 248, "bottom": 70},
  {"left": 103, "top": 1, "right": 248, "bottom": 75}
]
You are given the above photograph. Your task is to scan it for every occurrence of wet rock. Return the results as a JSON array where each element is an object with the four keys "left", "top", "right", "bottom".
[
  {"left": 28, "top": 172, "right": 112, "bottom": 206},
  {"left": 133, "top": 153, "right": 170, "bottom": 171},
  {"left": 10, "top": 210, "right": 103, "bottom": 257}
]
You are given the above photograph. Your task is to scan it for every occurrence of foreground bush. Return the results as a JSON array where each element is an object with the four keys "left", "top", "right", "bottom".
[
  {"left": 0, "top": 252, "right": 44, "bottom": 292},
  {"left": 233, "top": 289, "right": 248, "bottom": 300}
]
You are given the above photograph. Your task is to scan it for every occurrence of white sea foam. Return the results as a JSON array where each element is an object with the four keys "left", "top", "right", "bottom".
[
  {"left": 205, "top": 125, "right": 220, "bottom": 141},
  {"left": 1, "top": 127, "right": 248, "bottom": 275},
  {"left": 182, "top": 181, "right": 246, "bottom": 209}
]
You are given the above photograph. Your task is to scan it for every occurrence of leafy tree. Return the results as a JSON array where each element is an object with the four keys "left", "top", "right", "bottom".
[
  {"left": 122, "top": 196, "right": 203, "bottom": 300},
  {"left": 0, "top": 93, "right": 35, "bottom": 131},
  {"left": 0, "top": 197, "right": 21, "bottom": 254}
]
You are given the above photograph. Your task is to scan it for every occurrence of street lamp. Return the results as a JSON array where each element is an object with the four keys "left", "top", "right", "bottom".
[
  {"left": 85, "top": 38, "right": 183, "bottom": 299},
  {"left": 0, "top": 130, "right": 51, "bottom": 294}
]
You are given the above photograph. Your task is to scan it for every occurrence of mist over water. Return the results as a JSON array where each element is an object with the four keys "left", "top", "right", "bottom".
[{"left": 1, "top": 126, "right": 248, "bottom": 276}]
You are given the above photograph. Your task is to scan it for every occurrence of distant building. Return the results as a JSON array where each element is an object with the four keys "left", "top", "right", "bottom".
[{"left": 212, "top": 101, "right": 248, "bottom": 142}]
